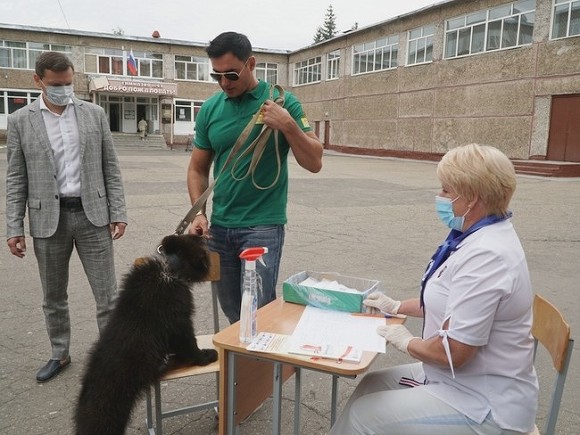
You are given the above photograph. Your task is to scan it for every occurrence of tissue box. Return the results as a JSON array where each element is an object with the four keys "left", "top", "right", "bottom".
[{"left": 282, "top": 271, "right": 379, "bottom": 313}]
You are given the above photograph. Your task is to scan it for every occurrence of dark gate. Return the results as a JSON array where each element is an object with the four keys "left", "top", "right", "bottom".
[{"left": 547, "top": 94, "right": 580, "bottom": 162}]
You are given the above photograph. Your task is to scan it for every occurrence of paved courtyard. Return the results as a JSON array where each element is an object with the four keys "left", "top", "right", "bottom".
[{"left": 0, "top": 146, "right": 578, "bottom": 434}]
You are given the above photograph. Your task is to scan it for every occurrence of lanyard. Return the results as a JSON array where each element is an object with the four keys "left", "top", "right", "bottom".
[{"left": 419, "top": 212, "right": 512, "bottom": 308}]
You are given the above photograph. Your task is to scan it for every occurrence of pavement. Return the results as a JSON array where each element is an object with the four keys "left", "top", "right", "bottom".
[{"left": 0, "top": 145, "right": 578, "bottom": 434}]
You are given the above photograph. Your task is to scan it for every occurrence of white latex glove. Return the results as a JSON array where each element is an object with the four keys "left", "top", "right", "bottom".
[
  {"left": 363, "top": 292, "right": 401, "bottom": 315},
  {"left": 376, "top": 324, "right": 416, "bottom": 354}
]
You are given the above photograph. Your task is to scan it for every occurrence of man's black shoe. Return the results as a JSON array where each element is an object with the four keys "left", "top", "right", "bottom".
[{"left": 36, "top": 356, "right": 71, "bottom": 383}]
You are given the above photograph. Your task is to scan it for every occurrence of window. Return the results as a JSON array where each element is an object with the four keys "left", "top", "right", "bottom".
[
  {"left": 85, "top": 48, "right": 163, "bottom": 78},
  {"left": 98, "top": 54, "right": 124, "bottom": 75},
  {"left": 407, "top": 25, "right": 435, "bottom": 65},
  {"left": 444, "top": 0, "right": 535, "bottom": 59},
  {"left": 174, "top": 100, "right": 203, "bottom": 123},
  {"left": 0, "top": 40, "right": 71, "bottom": 70},
  {"left": 175, "top": 55, "right": 211, "bottom": 81},
  {"left": 352, "top": 36, "right": 398, "bottom": 75},
  {"left": 2, "top": 90, "right": 40, "bottom": 114},
  {"left": 294, "top": 56, "right": 322, "bottom": 85},
  {"left": 134, "top": 51, "right": 163, "bottom": 78},
  {"left": 28, "top": 42, "right": 72, "bottom": 69},
  {"left": 256, "top": 62, "right": 278, "bottom": 83},
  {"left": 85, "top": 48, "right": 124, "bottom": 76},
  {"left": 0, "top": 41, "right": 25, "bottom": 69},
  {"left": 552, "top": 0, "right": 580, "bottom": 39},
  {"left": 327, "top": 50, "right": 340, "bottom": 80}
]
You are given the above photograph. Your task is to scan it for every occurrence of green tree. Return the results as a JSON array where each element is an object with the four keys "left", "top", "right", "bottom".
[{"left": 313, "top": 5, "right": 337, "bottom": 43}]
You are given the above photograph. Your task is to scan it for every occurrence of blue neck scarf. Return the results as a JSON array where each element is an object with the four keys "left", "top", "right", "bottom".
[{"left": 419, "top": 212, "right": 512, "bottom": 309}]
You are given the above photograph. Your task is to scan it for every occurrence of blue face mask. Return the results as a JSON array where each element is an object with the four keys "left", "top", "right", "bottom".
[{"left": 435, "top": 195, "right": 466, "bottom": 231}]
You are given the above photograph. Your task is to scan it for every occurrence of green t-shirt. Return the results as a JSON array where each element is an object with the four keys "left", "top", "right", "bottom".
[{"left": 194, "top": 80, "right": 312, "bottom": 228}]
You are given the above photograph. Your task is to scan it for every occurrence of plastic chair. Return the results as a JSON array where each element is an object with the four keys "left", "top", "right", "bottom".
[
  {"left": 142, "top": 250, "right": 221, "bottom": 435},
  {"left": 529, "top": 294, "right": 574, "bottom": 435}
]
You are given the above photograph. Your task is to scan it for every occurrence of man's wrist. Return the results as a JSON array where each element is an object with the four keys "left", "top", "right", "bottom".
[{"left": 195, "top": 210, "right": 205, "bottom": 217}]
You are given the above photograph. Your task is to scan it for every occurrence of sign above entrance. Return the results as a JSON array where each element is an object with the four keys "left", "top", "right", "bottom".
[{"left": 89, "top": 77, "right": 177, "bottom": 96}]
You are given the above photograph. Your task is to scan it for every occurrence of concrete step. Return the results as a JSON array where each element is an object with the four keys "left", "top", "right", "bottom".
[
  {"left": 512, "top": 160, "right": 580, "bottom": 177},
  {"left": 111, "top": 133, "right": 167, "bottom": 149}
]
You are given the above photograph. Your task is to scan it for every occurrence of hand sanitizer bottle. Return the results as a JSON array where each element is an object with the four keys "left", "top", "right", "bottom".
[{"left": 239, "top": 247, "right": 268, "bottom": 344}]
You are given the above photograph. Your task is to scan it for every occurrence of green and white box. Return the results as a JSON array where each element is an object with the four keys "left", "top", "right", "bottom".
[{"left": 282, "top": 271, "right": 380, "bottom": 313}]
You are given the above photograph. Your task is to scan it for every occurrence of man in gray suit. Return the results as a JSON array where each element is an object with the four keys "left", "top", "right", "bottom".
[{"left": 5, "top": 51, "right": 128, "bottom": 382}]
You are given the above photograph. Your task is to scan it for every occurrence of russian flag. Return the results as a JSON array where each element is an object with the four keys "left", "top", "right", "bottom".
[{"left": 127, "top": 49, "right": 138, "bottom": 76}]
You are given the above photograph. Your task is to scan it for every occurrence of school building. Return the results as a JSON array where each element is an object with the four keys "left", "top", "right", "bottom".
[{"left": 2, "top": 0, "right": 580, "bottom": 175}]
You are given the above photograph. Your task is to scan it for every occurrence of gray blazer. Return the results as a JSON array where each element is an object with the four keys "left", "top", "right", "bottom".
[{"left": 5, "top": 97, "right": 127, "bottom": 239}]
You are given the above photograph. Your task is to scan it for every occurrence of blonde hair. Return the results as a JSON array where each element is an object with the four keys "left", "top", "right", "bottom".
[{"left": 436, "top": 144, "right": 516, "bottom": 216}]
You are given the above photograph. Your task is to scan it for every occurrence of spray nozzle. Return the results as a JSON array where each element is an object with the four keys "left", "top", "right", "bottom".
[{"left": 240, "top": 247, "right": 268, "bottom": 268}]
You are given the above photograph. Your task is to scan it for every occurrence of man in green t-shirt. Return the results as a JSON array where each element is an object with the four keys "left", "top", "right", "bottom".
[{"left": 187, "top": 31, "right": 323, "bottom": 323}]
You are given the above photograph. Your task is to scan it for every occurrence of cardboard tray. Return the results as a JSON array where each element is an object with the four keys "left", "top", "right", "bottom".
[{"left": 282, "top": 271, "right": 379, "bottom": 313}]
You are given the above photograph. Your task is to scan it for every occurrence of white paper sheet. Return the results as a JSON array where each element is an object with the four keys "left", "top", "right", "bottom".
[{"left": 288, "top": 306, "right": 386, "bottom": 353}]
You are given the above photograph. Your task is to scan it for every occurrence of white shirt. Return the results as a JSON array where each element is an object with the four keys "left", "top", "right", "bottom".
[
  {"left": 422, "top": 220, "right": 539, "bottom": 432},
  {"left": 40, "top": 96, "right": 81, "bottom": 197}
]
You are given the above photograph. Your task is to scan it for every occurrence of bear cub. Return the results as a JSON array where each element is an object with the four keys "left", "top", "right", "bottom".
[{"left": 74, "top": 234, "right": 218, "bottom": 435}]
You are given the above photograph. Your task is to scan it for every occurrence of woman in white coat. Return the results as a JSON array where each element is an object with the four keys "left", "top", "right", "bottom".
[{"left": 330, "top": 143, "right": 538, "bottom": 434}]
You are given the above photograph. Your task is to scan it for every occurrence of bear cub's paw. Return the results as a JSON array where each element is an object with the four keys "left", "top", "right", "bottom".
[{"left": 197, "top": 348, "right": 218, "bottom": 366}]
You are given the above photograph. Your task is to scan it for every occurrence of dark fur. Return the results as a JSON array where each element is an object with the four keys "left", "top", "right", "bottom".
[{"left": 74, "top": 234, "right": 218, "bottom": 435}]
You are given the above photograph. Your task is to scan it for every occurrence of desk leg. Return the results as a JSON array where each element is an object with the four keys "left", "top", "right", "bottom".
[
  {"left": 294, "top": 368, "right": 301, "bottom": 435},
  {"left": 217, "top": 348, "right": 295, "bottom": 434},
  {"left": 217, "top": 347, "right": 232, "bottom": 435},
  {"left": 330, "top": 374, "right": 339, "bottom": 427},
  {"left": 272, "top": 362, "right": 283, "bottom": 435},
  {"left": 227, "top": 352, "right": 237, "bottom": 435}
]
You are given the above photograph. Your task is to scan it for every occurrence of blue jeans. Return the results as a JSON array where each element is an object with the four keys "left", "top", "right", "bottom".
[{"left": 208, "top": 224, "right": 285, "bottom": 324}]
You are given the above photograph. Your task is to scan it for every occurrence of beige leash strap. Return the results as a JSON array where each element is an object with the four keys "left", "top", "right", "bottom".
[
  {"left": 230, "top": 84, "right": 285, "bottom": 190},
  {"left": 174, "top": 84, "right": 285, "bottom": 235}
]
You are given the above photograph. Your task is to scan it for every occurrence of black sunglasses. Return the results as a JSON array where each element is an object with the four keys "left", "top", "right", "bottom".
[{"left": 210, "top": 59, "right": 249, "bottom": 82}]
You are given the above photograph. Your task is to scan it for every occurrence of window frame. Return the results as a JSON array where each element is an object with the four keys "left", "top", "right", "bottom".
[
  {"left": 0, "top": 40, "right": 71, "bottom": 70},
  {"left": 551, "top": 0, "right": 580, "bottom": 40},
  {"left": 0, "top": 89, "right": 41, "bottom": 114},
  {"left": 443, "top": 0, "right": 535, "bottom": 59},
  {"left": 293, "top": 56, "right": 322, "bottom": 86},
  {"left": 352, "top": 35, "right": 399, "bottom": 76},
  {"left": 85, "top": 48, "right": 164, "bottom": 78},
  {"left": 174, "top": 99, "right": 204, "bottom": 124},
  {"left": 326, "top": 50, "right": 340, "bottom": 80},
  {"left": 407, "top": 25, "right": 435, "bottom": 66},
  {"left": 174, "top": 55, "right": 211, "bottom": 82},
  {"left": 255, "top": 62, "right": 278, "bottom": 84}
]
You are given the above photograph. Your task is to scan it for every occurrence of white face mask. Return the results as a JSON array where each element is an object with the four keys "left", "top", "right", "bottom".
[{"left": 41, "top": 81, "right": 74, "bottom": 106}]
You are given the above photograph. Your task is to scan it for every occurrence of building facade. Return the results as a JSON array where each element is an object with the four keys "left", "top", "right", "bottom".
[
  {"left": 0, "top": 25, "right": 289, "bottom": 146},
  {"left": 1, "top": 0, "right": 580, "bottom": 162}
]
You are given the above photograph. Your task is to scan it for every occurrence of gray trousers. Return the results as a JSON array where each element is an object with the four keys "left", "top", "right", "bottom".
[
  {"left": 33, "top": 208, "right": 117, "bottom": 360},
  {"left": 329, "top": 362, "right": 525, "bottom": 435}
]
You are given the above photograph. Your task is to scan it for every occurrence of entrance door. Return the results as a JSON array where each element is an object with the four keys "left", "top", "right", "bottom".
[
  {"left": 136, "top": 104, "right": 147, "bottom": 133},
  {"left": 109, "top": 103, "right": 121, "bottom": 132},
  {"left": 547, "top": 94, "right": 580, "bottom": 162}
]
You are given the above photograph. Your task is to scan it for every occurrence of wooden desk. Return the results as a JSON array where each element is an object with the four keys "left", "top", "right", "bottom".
[{"left": 213, "top": 298, "right": 403, "bottom": 435}]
